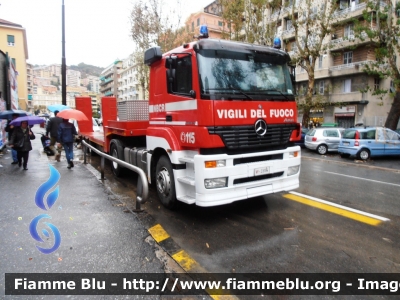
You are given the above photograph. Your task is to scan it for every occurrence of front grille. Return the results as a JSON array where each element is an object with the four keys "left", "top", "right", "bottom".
[
  {"left": 233, "top": 172, "right": 284, "bottom": 185},
  {"left": 233, "top": 154, "right": 283, "bottom": 165},
  {"left": 208, "top": 124, "right": 297, "bottom": 150}
]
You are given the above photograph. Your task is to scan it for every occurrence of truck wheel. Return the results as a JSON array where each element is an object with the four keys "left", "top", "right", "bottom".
[
  {"left": 110, "top": 140, "right": 124, "bottom": 177},
  {"left": 155, "top": 155, "right": 177, "bottom": 209}
]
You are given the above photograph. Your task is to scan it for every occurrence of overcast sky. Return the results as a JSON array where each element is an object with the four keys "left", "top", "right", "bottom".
[{"left": 1, "top": 0, "right": 213, "bottom": 68}]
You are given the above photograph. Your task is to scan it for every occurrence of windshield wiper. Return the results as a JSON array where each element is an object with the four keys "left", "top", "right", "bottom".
[
  {"left": 205, "top": 88, "right": 253, "bottom": 100},
  {"left": 255, "top": 89, "right": 291, "bottom": 101}
]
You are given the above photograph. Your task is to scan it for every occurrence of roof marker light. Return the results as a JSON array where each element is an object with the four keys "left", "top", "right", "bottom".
[{"left": 199, "top": 25, "right": 209, "bottom": 39}]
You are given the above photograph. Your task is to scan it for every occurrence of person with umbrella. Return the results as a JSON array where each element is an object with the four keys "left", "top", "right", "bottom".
[
  {"left": 9, "top": 120, "right": 36, "bottom": 170},
  {"left": 46, "top": 110, "right": 63, "bottom": 161},
  {"left": 5, "top": 113, "right": 19, "bottom": 164},
  {"left": 57, "top": 118, "right": 77, "bottom": 169}
]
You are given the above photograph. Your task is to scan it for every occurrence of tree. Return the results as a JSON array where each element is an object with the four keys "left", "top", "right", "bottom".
[
  {"left": 243, "top": 0, "right": 271, "bottom": 44},
  {"left": 219, "top": 0, "right": 245, "bottom": 40},
  {"left": 273, "top": 0, "right": 343, "bottom": 128},
  {"left": 355, "top": 1, "right": 400, "bottom": 130},
  {"left": 129, "top": 0, "right": 185, "bottom": 98}
]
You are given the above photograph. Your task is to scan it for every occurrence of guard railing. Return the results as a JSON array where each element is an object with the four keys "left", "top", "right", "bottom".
[{"left": 82, "top": 140, "right": 148, "bottom": 211}]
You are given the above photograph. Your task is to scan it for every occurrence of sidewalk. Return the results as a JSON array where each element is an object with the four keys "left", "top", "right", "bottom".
[{"left": 0, "top": 125, "right": 164, "bottom": 299}]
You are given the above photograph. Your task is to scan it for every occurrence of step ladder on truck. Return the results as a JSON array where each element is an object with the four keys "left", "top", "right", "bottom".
[{"left": 75, "top": 30, "right": 302, "bottom": 209}]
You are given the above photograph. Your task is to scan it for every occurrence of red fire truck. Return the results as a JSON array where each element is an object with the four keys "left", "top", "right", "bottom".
[{"left": 76, "top": 36, "right": 301, "bottom": 209}]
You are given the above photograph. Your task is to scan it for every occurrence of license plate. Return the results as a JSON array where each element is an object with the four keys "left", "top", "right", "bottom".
[
  {"left": 343, "top": 142, "right": 349, "bottom": 146},
  {"left": 254, "top": 167, "right": 270, "bottom": 176}
]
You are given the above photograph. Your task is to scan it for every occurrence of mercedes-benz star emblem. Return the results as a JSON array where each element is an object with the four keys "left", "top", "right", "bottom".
[{"left": 254, "top": 119, "right": 267, "bottom": 136}]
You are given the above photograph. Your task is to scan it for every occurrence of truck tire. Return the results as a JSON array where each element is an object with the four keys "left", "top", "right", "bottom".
[
  {"left": 110, "top": 140, "right": 125, "bottom": 177},
  {"left": 155, "top": 155, "right": 177, "bottom": 209}
]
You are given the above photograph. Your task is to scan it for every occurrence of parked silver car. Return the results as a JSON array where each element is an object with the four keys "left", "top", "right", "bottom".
[{"left": 305, "top": 127, "right": 345, "bottom": 155}]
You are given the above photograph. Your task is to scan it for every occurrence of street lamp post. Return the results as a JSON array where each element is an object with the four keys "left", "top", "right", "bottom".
[{"left": 61, "top": 0, "right": 67, "bottom": 106}]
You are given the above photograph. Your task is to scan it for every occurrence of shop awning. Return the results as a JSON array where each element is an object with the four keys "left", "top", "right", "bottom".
[{"left": 335, "top": 113, "right": 355, "bottom": 117}]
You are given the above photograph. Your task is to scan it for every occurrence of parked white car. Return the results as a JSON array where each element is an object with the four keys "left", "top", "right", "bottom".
[{"left": 305, "top": 127, "right": 345, "bottom": 155}]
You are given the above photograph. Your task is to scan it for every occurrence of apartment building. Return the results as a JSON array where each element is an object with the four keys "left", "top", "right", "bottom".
[
  {"left": 100, "top": 60, "right": 122, "bottom": 97},
  {"left": 66, "top": 69, "right": 81, "bottom": 87},
  {"left": 118, "top": 54, "right": 139, "bottom": 101},
  {"left": 26, "top": 62, "right": 33, "bottom": 111},
  {"left": 186, "top": 1, "right": 228, "bottom": 38},
  {"left": 82, "top": 75, "right": 101, "bottom": 93},
  {"left": 32, "top": 94, "right": 76, "bottom": 112},
  {"left": 267, "top": 0, "right": 398, "bottom": 128},
  {"left": 0, "top": 19, "right": 29, "bottom": 110}
]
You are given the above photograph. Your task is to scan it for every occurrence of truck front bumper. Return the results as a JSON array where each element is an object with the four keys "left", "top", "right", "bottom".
[{"left": 176, "top": 146, "right": 301, "bottom": 207}]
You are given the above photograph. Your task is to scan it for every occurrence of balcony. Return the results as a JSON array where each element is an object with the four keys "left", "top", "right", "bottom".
[
  {"left": 282, "top": 27, "right": 295, "bottom": 38},
  {"left": 329, "top": 91, "right": 365, "bottom": 104},
  {"left": 329, "top": 60, "right": 375, "bottom": 76},
  {"left": 332, "top": 3, "right": 366, "bottom": 19},
  {"left": 100, "top": 78, "right": 113, "bottom": 87},
  {"left": 330, "top": 31, "right": 373, "bottom": 50}
]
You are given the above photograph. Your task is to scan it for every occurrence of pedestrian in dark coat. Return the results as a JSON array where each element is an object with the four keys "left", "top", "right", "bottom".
[
  {"left": 46, "top": 110, "right": 63, "bottom": 161},
  {"left": 9, "top": 121, "right": 36, "bottom": 170},
  {"left": 5, "top": 113, "right": 19, "bottom": 164},
  {"left": 57, "top": 119, "right": 77, "bottom": 169}
]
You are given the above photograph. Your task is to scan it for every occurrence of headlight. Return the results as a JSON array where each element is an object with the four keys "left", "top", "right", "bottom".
[
  {"left": 205, "top": 160, "right": 226, "bottom": 168},
  {"left": 204, "top": 177, "right": 228, "bottom": 189},
  {"left": 287, "top": 166, "right": 300, "bottom": 176}
]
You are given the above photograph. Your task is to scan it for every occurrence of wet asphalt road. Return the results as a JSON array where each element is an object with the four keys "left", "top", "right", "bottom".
[{"left": 84, "top": 148, "right": 400, "bottom": 278}]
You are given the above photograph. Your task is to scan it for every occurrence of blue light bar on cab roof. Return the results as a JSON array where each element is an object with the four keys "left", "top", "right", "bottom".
[{"left": 199, "top": 24, "right": 209, "bottom": 38}]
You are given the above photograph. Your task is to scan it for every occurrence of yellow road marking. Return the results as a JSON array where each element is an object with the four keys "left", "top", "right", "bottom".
[
  {"left": 172, "top": 250, "right": 200, "bottom": 271},
  {"left": 283, "top": 193, "right": 388, "bottom": 226},
  {"left": 209, "top": 294, "right": 238, "bottom": 300},
  {"left": 148, "top": 224, "right": 170, "bottom": 243}
]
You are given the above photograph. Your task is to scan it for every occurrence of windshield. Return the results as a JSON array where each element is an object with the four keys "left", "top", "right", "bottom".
[{"left": 197, "top": 49, "right": 294, "bottom": 101}]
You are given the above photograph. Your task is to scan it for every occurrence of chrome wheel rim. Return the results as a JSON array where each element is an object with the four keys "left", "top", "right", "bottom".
[
  {"left": 360, "top": 151, "right": 369, "bottom": 160},
  {"left": 112, "top": 148, "right": 118, "bottom": 169},
  {"left": 156, "top": 167, "right": 171, "bottom": 197}
]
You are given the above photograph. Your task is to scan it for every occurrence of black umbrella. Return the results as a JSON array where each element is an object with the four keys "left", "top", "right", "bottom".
[{"left": 0, "top": 109, "right": 28, "bottom": 120}]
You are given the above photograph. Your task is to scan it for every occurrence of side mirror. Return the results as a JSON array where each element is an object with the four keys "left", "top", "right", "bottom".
[
  {"left": 144, "top": 47, "right": 162, "bottom": 66},
  {"left": 189, "top": 90, "right": 196, "bottom": 98}
]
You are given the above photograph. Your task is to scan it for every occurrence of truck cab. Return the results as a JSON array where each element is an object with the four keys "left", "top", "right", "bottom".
[
  {"left": 77, "top": 36, "right": 301, "bottom": 209},
  {"left": 143, "top": 38, "right": 301, "bottom": 207}
]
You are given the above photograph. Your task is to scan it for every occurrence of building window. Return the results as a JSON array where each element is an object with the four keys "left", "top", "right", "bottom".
[
  {"left": 390, "top": 80, "right": 395, "bottom": 93},
  {"left": 318, "top": 56, "right": 323, "bottom": 69},
  {"left": 191, "top": 22, "right": 194, "bottom": 32},
  {"left": 344, "top": 24, "right": 354, "bottom": 39},
  {"left": 218, "top": 21, "right": 223, "bottom": 27},
  {"left": 343, "top": 79, "right": 351, "bottom": 93},
  {"left": 374, "top": 78, "right": 380, "bottom": 91},
  {"left": 11, "top": 58, "right": 16, "bottom": 68},
  {"left": 7, "top": 35, "right": 15, "bottom": 46},
  {"left": 286, "top": 19, "right": 292, "bottom": 30},
  {"left": 344, "top": 51, "right": 353, "bottom": 64},
  {"left": 319, "top": 81, "right": 325, "bottom": 94},
  {"left": 197, "top": 18, "right": 200, "bottom": 26},
  {"left": 291, "top": 41, "right": 298, "bottom": 52}
]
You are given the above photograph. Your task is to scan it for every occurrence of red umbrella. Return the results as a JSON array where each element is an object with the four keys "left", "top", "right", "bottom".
[{"left": 57, "top": 109, "right": 88, "bottom": 121}]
